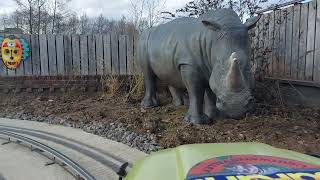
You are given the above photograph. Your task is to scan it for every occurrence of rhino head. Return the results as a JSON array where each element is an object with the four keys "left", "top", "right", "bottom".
[{"left": 202, "top": 13, "right": 260, "bottom": 118}]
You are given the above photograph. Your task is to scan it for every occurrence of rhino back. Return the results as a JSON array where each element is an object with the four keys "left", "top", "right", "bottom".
[{"left": 141, "top": 17, "right": 212, "bottom": 85}]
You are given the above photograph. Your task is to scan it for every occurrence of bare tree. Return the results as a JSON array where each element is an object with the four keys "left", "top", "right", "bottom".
[
  {"left": 9, "top": 11, "right": 24, "bottom": 29},
  {"left": 12, "top": 0, "right": 72, "bottom": 34},
  {"left": 67, "top": 13, "right": 79, "bottom": 34},
  {"left": 6, "top": 0, "right": 138, "bottom": 35},
  {"left": 129, "top": 0, "right": 167, "bottom": 33},
  {"left": 169, "top": 0, "right": 268, "bottom": 21},
  {"left": 50, "top": 0, "right": 71, "bottom": 34},
  {"left": 13, "top": 0, "right": 37, "bottom": 33},
  {"left": 79, "top": 14, "right": 91, "bottom": 34},
  {"left": 0, "top": 14, "right": 10, "bottom": 29},
  {"left": 37, "top": 0, "right": 46, "bottom": 34},
  {"left": 92, "top": 14, "right": 107, "bottom": 34}
]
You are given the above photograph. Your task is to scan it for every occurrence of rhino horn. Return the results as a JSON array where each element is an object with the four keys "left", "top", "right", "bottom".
[{"left": 226, "top": 52, "right": 244, "bottom": 91}]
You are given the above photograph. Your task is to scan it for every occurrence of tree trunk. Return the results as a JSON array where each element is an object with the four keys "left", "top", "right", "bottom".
[
  {"left": 52, "top": 0, "right": 57, "bottom": 34},
  {"left": 29, "top": 1, "right": 33, "bottom": 34},
  {"left": 15, "top": 16, "right": 19, "bottom": 28},
  {"left": 38, "top": 2, "right": 41, "bottom": 34}
]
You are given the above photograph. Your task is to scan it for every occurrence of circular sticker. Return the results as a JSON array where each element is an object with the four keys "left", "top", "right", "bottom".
[{"left": 186, "top": 155, "right": 320, "bottom": 180}]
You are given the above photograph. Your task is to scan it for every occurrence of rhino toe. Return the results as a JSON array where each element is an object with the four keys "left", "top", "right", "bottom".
[
  {"left": 173, "top": 97, "right": 184, "bottom": 106},
  {"left": 184, "top": 113, "right": 211, "bottom": 124},
  {"left": 141, "top": 96, "right": 159, "bottom": 108},
  {"left": 205, "top": 108, "right": 220, "bottom": 119}
]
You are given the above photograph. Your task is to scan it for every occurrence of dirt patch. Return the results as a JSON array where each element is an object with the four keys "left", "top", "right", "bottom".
[{"left": 0, "top": 89, "right": 319, "bottom": 154}]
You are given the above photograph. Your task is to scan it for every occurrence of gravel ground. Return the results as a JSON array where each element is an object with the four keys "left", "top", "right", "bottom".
[
  {"left": 0, "top": 111, "right": 162, "bottom": 154},
  {"left": 1, "top": 90, "right": 319, "bottom": 154}
]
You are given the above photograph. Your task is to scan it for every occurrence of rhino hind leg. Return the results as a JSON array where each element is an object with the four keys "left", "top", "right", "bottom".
[
  {"left": 141, "top": 68, "right": 159, "bottom": 108},
  {"left": 168, "top": 86, "right": 184, "bottom": 106},
  {"left": 180, "top": 65, "right": 211, "bottom": 124},
  {"left": 204, "top": 89, "right": 220, "bottom": 119}
]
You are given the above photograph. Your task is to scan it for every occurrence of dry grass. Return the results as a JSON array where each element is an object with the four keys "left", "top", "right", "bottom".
[
  {"left": 99, "top": 69, "right": 145, "bottom": 102},
  {"left": 101, "top": 74, "right": 126, "bottom": 97},
  {"left": 125, "top": 73, "right": 145, "bottom": 102}
]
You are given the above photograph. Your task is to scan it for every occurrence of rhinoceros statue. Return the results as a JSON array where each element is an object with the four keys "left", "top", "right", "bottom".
[{"left": 137, "top": 8, "right": 259, "bottom": 124}]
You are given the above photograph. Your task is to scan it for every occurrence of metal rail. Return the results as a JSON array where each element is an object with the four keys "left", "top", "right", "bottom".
[
  {"left": 0, "top": 125, "right": 131, "bottom": 178},
  {"left": 0, "top": 130, "right": 96, "bottom": 180}
]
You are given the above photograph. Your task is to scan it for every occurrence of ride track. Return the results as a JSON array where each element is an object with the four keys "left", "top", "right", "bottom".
[{"left": 0, "top": 125, "right": 131, "bottom": 180}]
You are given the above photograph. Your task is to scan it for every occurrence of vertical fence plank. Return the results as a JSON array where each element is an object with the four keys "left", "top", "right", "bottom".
[
  {"left": 268, "top": 12, "right": 275, "bottom": 76},
  {"left": 285, "top": 7, "right": 293, "bottom": 78},
  {"left": 0, "top": 64, "right": 6, "bottom": 77},
  {"left": 95, "top": 34, "right": 104, "bottom": 75},
  {"left": 103, "top": 34, "right": 112, "bottom": 75},
  {"left": 253, "top": 15, "right": 261, "bottom": 74},
  {"left": 278, "top": 9, "right": 286, "bottom": 78},
  {"left": 80, "top": 35, "right": 89, "bottom": 75},
  {"left": 31, "top": 35, "right": 40, "bottom": 75},
  {"left": 298, "top": 3, "right": 308, "bottom": 80},
  {"left": 88, "top": 35, "right": 96, "bottom": 75},
  {"left": 261, "top": 14, "right": 270, "bottom": 75},
  {"left": 7, "top": 69, "right": 15, "bottom": 76},
  {"left": 72, "top": 35, "right": 81, "bottom": 75},
  {"left": 127, "top": 35, "right": 134, "bottom": 75},
  {"left": 315, "top": 0, "right": 320, "bottom": 82},
  {"left": 15, "top": 34, "right": 25, "bottom": 76},
  {"left": 7, "top": 67, "right": 15, "bottom": 77},
  {"left": 56, "top": 35, "right": 65, "bottom": 75},
  {"left": 119, "top": 35, "right": 127, "bottom": 75},
  {"left": 291, "top": 4, "right": 301, "bottom": 79},
  {"left": 16, "top": 61, "right": 24, "bottom": 76},
  {"left": 262, "top": 13, "right": 271, "bottom": 77},
  {"left": 64, "top": 35, "right": 73, "bottom": 76},
  {"left": 40, "top": 34, "right": 49, "bottom": 76},
  {"left": 306, "top": 0, "right": 317, "bottom": 81},
  {"left": 47, "top": 35, "right": 57, "bottom": 76},
  {"left": 23, "top": 34, "right": 33, "bottom": 76},
  {"left": 273, "top": 10, "right": 281, "bottom": 77},
  {"left": 111, "top": 32, "right": 119, "bottom": 74},
  {"left": 0, "top": 65, "right": 6, "bottom": 76},
  {"left": 0, "top": 33, "right": 6, "bottom": 76}
]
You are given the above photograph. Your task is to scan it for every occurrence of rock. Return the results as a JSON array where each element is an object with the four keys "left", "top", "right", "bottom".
[
  {"left": 140, "top": 108, "right": 147, "bottom": 113},
  {"left": 298, "top": 140, "right": 304, "bottom": 145},
  {"left": 238, "top": 133, "right": 245, "bottom": 139}
]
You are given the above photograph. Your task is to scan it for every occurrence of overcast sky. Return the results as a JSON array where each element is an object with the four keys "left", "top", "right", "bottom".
[
  {"left": 0, "top": 0, "right": 190, "bottom": 18},
  {"left": 0, "top": 0, "right": 308, "bottom": 19}
]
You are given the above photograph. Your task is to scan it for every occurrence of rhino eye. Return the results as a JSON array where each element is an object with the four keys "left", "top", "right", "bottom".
[
  {"left": 13, "top": 50, "right": 18, "bottom": 54},
  {"left": 4, "top": 49, "right": 10, "bottom": 54}
]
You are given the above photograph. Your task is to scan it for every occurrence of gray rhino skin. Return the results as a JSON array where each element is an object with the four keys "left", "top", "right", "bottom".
[{"left": 138, "top": 8, "right": 259, "bottom": 124}]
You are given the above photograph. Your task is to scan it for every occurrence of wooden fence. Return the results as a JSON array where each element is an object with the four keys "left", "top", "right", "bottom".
[
  {"left": 1, "top": 0, "right": 320, "bottom": 89},
  {"left": 252, "top": 0, "right": 320, "bottom": 84},
  {"left": 0, "top": 33, "right": 137, "bottom": 77}
]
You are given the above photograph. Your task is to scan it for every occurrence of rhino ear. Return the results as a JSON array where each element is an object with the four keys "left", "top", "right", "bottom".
[
  {"left": 202, "top": 20, "right": 222, "bottom": 31},
  {"left": 244, "top": 15, "right": 261, "bottom": 30}
]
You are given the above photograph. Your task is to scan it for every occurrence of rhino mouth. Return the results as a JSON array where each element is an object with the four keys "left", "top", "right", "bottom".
[{"left": 216, "top": 88, "right": 254, "bottom": 119}]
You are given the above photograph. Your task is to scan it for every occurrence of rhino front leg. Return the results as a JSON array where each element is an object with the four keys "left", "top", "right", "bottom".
[
  {"left": 168, "top": 86, "right": 184, "bottom": 106},
  {"left": 180, "top": 65, "right": 211, "bottom": 124},
  {"left": 141, "top": 69, "right": 159, "bottom": 108},
  {"left": 204, "top": 89, "right": 220, "bottom": 119}
]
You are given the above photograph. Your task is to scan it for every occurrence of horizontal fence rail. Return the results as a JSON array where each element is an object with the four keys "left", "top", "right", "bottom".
[
  {"left": 0, "top": 33, "right": 137, "bottom": 77},
  {"left": 252, "top": 0, "right": 320, "bottom": 84}
]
